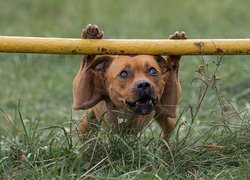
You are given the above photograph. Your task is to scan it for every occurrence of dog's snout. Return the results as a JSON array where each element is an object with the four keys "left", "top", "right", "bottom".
[{"left": 135, "top": 80, "right": 153, "bottom": 96}]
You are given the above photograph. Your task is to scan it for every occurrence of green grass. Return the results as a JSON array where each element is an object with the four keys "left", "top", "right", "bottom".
[{"left": 0, "top": 0, "right": 250, "bottom": 179}]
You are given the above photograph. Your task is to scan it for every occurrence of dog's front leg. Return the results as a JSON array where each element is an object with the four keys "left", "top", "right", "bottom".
[
  {"left": 73, "top": 24, "right": 104, "bottom": 110},
  {"left": 157, "top": 31, "right": 187, "bottom": 138}
]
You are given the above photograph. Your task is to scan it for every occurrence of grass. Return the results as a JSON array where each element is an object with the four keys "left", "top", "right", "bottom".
[{"left": 0, "top": 0, "right": 250, "bottom": 179}]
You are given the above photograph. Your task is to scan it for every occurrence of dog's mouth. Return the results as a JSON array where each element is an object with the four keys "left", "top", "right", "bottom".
[{"left": 125, "top": 96, "right": 157, "bottom": 115}]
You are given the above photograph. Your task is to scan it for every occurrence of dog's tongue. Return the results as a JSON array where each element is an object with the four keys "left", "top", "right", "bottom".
[{"left": 135, "top": 99, "right": 154, "bottom": 115}]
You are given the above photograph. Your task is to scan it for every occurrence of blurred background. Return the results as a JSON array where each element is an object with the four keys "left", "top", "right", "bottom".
[{"left": 0, "top": 0, "right": 250, "bottom": 127}]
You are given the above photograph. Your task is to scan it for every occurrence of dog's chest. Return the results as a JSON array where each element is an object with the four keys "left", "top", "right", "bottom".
[
  {"left": 113, "top": 107, "right": 156, "bottom": 132},
  {"left": 115, "top": 109, "right": 133, "bottom": 125},
  {"left": 93, "top": 101, "right": 155, "bottom": 132}
]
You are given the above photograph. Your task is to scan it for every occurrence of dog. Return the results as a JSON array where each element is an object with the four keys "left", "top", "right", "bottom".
[{"left": 73, "top": 24, "right": 187, "bottom": 140}]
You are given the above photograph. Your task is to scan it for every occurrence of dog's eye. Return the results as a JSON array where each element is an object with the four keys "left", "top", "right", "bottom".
[
  {"left": 119, "top": 70, "right": 129, "bottom": 79},
  {"left": 148, "top": 67, "right": 158, "bottom": 76}
]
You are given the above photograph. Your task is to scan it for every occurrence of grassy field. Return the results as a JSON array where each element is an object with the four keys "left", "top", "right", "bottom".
[{"left": 0, "top": 0, "right": 250, "bottom": 179}]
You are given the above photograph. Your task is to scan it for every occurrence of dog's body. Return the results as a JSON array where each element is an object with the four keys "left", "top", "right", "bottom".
[{"left": 73, "top": 24, "right": 187, "bottom": 140}]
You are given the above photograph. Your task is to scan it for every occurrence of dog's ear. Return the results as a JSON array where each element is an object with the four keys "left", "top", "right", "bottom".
[
  {"left": 87, "top": 55, "right": 113, "bottom": 75},
  {"left": 87, "top": 55, "right": 113, "bottom": 96},
  {"left": 73, "top": 56, "right": 112, "bottom": 110},
  {"left": 154, "top": 55, "right": 170, "bottom": 73},
  {"left": 157, "top": 55, "right": 181, "bottom": 118}
]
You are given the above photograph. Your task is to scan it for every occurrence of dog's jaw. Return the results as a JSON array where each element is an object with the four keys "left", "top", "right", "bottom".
[{"left": 125, "top": 96, "right": 157, "bottom": 115}]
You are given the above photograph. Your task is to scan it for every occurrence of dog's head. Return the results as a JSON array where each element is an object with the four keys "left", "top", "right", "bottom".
[{"left": 88, "top": 55, "right": 169, "bottom": 115}]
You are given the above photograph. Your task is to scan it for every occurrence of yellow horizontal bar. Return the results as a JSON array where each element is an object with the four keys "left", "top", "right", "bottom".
[{"left": 1, "top": 36, "right": 250, "bottom": 55}]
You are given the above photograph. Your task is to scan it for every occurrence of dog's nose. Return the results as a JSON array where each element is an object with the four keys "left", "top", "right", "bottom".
[
  {"left": 137, "top": 81, "right": 150, "bottom": 90},
  {"left": 135, "top": 80, "right": 153, "bottom": 95}
]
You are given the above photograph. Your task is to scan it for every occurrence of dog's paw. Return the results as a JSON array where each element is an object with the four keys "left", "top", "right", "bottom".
[
  {"left": 81, "top": 24, "right": 104, "bottom": 39},
  {"left": 169, "top": 31, "right": 187, "bottom": 40},
  {"left": 167, "top": 31, "right": 187, "bottom": 69}
]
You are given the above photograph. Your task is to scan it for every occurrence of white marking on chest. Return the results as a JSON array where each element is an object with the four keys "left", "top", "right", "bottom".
[{"left": 117, "top": 116, "right": 129, "bottom": 124}]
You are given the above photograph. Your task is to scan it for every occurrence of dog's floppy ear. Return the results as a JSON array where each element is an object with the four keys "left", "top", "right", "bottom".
[
  {"left": 154, "top": 55, "right": 170, "bottom": 73},
  {"left": 157, "top": 55, "right": 181, "bottom": 118},
  {"left": 73, "top": 56, "right": 112, "bottom": 110},
  {"left": 87, "top": 55, "right": 113, "bottom": 95},
  {"left": 87, "top": 55, "right": 113, "bottom": 74}
]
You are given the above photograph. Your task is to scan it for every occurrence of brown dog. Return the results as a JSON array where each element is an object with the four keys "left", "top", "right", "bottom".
[{"left": 73, "top": 24, "right": 187, "bottom": 140}]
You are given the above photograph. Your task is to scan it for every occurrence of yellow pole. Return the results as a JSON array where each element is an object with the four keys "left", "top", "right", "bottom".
[{"left": 1, "top": 36, "right": 250, "bottom": 55}]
